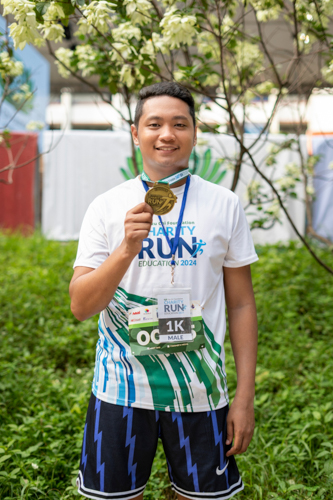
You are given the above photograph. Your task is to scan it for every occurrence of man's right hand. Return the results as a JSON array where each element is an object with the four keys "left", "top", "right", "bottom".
[{"left": 121, "top": 202, "right": 154, "bottom": 257}]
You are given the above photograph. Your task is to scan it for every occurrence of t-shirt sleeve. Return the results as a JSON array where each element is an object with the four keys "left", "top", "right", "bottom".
[
  {"left": 73, "top": 200, "right": 109, "bottom": 269},
  {"left": 223, "top": 196, "right": 259, "bottom": 268}
]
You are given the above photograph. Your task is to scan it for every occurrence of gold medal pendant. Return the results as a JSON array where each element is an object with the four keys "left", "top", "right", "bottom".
[{"left": 145, "top": 182, "right": 177, "bottom": 215}]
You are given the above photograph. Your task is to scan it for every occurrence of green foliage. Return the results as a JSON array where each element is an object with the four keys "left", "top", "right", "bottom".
[
  {"left": 120, "top": 148, "right": 226, "bottom": 184},
  {"left": 0, "top": 233, "right": 333, "bottom": 499}
]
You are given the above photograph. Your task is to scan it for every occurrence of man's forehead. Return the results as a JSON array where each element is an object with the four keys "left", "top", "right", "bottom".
[{"left": 141, "top": 95, "right": 191, "bottom": 119}]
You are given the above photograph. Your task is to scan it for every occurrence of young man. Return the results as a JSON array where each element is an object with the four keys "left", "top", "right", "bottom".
[{"left": 70, "top": 81, "right": 258, "bottom": 500}]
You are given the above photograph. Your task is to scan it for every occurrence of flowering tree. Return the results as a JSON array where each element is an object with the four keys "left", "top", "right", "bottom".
[
  {"left": 0, "top": 23, "right": 44, "bottom": 184},
  {"left": 2, "top": 0, "right": 333, "bottom": 272}
]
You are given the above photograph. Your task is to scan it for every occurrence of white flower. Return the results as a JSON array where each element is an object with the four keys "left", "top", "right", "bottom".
[
  {"left": 268, "top": 199, "right": 280, "bottom": 218},
  {"left": 277, "top": 176, "right": 296, "bottom": 190},
  {"left": 9, "top": 21, "right": 43, "bottom": 50},
  {"left": 110, "top": 42, "right": 138, "bottom": 63},
  {"left": 112, "top": 22, "right": 141, "bottom": 42},
  {"left": 44, "top": 3, "right": 65, "bottom": 21},
  {"left": 41, "top": 23, "right": 64, "bottom": 42},
  {"left": 31, "top": 463, "right": 39, "bottom": 469},
  {"left": 119, "top": 64, "right": 144, "bottom": 88},
  {"left": 328, "top": 161, "right": 333, "bottom": 170},
  {"left": 140, "top": 33, "right": 165, "bottom": 57},
  {"left": 256, "top": 8, "right": 281, "bottom": 22},
  {"left": 76, "top": 368, "right": 82, "bottom": 374},
  {"left": 285, "top": 162, "right": 301, "bottom": 178},
  {"left": 251, "top": 1, "right": 282, "bottom": 21},
  {"left": 55, "top": 47, "right": 74, "bottom": 78},
  {"left": 0, "top": 51, "right": 24, "bottom": 79},
  {"left": 3, "top": 0, "right": 43, "bottom": 50},
  {"left": 124, "top": 0, "right": 151, "bottom": 25},
  {"left": 202, "top": 73, "right": 220, "bottom": 87},
  {"left": 76, "top": 45, "right": 99, "bottom": 77},
  {"left": 197, "top": 31, "right": 219, "bottom": 61},
  {"left": 160, "top": 7, "right": 197, "bottom": 50},
  {"left": 247, "top": 180, "right": 261, "bottom": 199},
  {"left": 234, "top": 42, "right": 263, "bottom": 74},
  {"left": 299, "top": 33, "right": 310, "bottom": 44},
  {"left": 255, "top": 81, "right": 275, "bottom": 95},
  {"left": 26, "top": 120, "right": 44, "bottom": 130},
  {"left": 306, "top": 185, "right": 315, "bottom": 195},
  {"left": 78, "top": 1, "right": 115, "bottom": 35}
]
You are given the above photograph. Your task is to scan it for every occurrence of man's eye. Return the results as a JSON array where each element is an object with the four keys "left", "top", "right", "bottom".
[
  {"left": 176, "top": 123, "right": 185, "bottom": 127},
  {"left": 149, "top": 123, "right": 159, "bottom": 127}
]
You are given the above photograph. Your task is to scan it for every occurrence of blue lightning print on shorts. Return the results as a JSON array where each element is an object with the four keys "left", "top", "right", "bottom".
[
  {"left": 94, "top": 398, "right": 105, "bottom": 492},
  {"left": 172, "top": 412, "right": 199, "bottom": 492},
  {"left": 123, "top": 406, "right": 137, "bottom": 490},
  {"left": 208, "top": 411, "right": 229, "bottom": 488},
  {"left": 81, "top": 423, "right": 88, "bottom": 472},
  {"left": 81, "top": 423, "right": 88, "bottom": 471}
]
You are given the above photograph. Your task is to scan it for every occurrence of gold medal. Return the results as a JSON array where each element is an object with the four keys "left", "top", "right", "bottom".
[{"left": 145, "top": 183, "right": 177, "bottom": 215}]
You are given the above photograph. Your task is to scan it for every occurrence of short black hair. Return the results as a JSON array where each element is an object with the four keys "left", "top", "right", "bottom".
[{"left": 134, "top": 81, "right": 196, "bottom": 128}]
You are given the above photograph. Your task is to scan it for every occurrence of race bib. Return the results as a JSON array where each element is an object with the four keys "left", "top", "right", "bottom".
[{"left": 128, "top": 300, "right": 205, "bottom": 356}]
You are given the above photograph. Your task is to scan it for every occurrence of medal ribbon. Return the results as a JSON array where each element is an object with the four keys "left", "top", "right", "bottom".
[
  {"left": 142, "top": 175, "right": 191, "bottom": 284},
  {"left": 141, "top": 168, "right": 189, "bottom": 186}
]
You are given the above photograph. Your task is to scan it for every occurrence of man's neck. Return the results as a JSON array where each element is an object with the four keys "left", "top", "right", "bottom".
[{"left": 142, "top": 167, "right": 189, "bottom": 188}]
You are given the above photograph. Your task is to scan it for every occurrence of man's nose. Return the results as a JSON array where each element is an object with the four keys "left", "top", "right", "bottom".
[{"left": 158, "top": 125, "right": 176, "bottom": 141}]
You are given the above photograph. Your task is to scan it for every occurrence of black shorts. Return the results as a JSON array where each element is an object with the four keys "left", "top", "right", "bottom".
[{"left": 77, "top": 393, "right": 244, "bottom": 500}]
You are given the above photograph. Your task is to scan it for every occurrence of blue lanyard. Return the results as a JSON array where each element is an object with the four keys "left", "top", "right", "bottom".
[{"left": 142, "top": 176, "right": 191, "bottom": 266}]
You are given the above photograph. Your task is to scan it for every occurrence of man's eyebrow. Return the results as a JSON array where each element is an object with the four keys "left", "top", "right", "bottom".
[
  {"left": 146, "top": 115, "right": 162, "bottom": 121},
  {"left": 172, "top": 115, "right": 190, "bottom": 121},
  {"left": 145, "top": 115, "right": 190, "bottom": 121}
]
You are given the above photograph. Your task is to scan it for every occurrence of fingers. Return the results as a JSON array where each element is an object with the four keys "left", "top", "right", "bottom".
[
  {"left": 226, "top": 414, "right": 234, "bottom": 447},
  {"left": 123, "top": 203, "right": 154, "bottom": 256},
  {"left": 125, "top": 205, "right": 153, "bottom": 226},
  {"left": 225, "top": 405, "right": 255, "bottom": 457},
  {"left": 130, "top": 202, "right": 154, "bottom": 215},
  {"left": 226, "top": 432, "right": 244, "bottom": 457}
]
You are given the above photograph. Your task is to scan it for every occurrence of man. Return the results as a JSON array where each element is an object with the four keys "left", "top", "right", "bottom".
[{"left": 70, "top": 81, "right": 258, "bottom": 500}]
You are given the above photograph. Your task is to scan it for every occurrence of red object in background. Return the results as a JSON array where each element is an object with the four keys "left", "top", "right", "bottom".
[{"left": 0, "top": 132, "right": 38, "bottom": 231}]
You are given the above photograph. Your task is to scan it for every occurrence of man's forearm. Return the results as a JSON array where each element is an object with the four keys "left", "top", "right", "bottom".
[
  {"left": 69, "top": 242, "right": 135, "bottom": 321},
  {"left": 228, "top": 303, "right": 258, "bottom": 402}
]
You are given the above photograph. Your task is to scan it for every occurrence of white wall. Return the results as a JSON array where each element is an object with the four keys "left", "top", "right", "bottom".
[{"left": 42, "top": 130, "right": 306, "bottom": 243}]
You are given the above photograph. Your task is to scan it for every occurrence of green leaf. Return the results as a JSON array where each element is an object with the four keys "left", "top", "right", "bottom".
[
  {"left": 207, "top": 159, "right": 225, "bottom": 182},
  {"left": 287, "top": 484, "right": 307, "bottom": 491},
  {"left": 120, "top": 168, "right": 131, "bottom": 181},
  {"left": 135, "top": 149, "right": 143, "bottom": 173},
  {"left": 61, "top": 0, "right": 75, "bottom": 16},
  {"left": 198, "top": 148, "right": 211, "bottom": 178},
  {"left": 211, "top": 169, "right": 226, "bottom": 185},
  {"left": 109, "top": 82, "right": 118, "bottom": 95},
  {"left": 0, "top": 455, "right": 11, "bottom": 463},
  {"left": 35, "top": 2, "right": 50, "bottom": 16},
  {"left": 126, "top": 157, "right": 136, "bottom": 177}
]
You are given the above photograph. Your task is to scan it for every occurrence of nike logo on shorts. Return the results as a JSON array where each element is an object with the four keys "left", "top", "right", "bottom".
[{"left": 216, "top": 460, "right": 229, "bottom": 475}]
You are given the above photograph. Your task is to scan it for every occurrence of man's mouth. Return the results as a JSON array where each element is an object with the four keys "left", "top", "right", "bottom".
[{"left": 155, "top": 146, "right": 179, "bottom": 151}]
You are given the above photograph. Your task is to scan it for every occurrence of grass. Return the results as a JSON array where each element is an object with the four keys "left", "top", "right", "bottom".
[{"left": 0, "top": 232, "right": 333, "bottom": 499}]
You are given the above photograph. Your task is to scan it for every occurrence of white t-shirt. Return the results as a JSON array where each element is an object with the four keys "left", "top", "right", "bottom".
[{"left": 74, "top": 175, "right": 258, "bottom": 412}]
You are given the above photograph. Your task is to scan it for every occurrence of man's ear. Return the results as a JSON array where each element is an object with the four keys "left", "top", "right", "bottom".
[
  {"left": 193, "top": 125, "right": 198, "bottom": 146},
  {"left": 131, "top": 124, "right": 139, "bottom": 146}
]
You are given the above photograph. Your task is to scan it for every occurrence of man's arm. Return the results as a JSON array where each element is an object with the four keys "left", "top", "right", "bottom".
[
  {"left": 223, "top": 265, "right": 257, "bottom": 457},
  {"left": 69, "top": 202, "right": 153, "bottom": 321}
]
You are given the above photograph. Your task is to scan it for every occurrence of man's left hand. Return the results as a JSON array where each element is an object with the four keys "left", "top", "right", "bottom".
[{"left": 225, "top": 398, "right": 255, "bottom": 456}]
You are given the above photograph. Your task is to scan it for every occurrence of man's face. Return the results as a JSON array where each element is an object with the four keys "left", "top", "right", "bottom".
[{"left": 131, "top": 95, "right": 197, "bottom": 179}]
